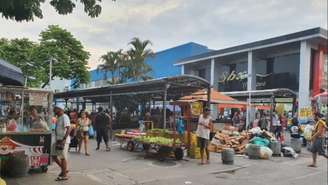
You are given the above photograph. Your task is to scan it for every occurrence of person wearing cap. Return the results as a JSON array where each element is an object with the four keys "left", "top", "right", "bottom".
[
  {"left": 53, "top": 105, "right": 71, "bottom": 181},
  {"left": 196, "top": 107, "right": 213, "bottom": 165},
  {"left": 308, "top": 113, "right": 328, "bottom": 167}
]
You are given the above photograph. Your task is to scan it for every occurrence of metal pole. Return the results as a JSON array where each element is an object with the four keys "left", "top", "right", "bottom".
[
  {"left": 109, "top": 91, "right": 113, "bottom": 140},
  {"left": 163, "top": 84, "right": 168, "bottom": 129},
  {"left": 246, "top": 91, "right": 252, "bottom": 130},
  {"left": 49, "top": 58, "right": 53, "bottom": 90},
  {"left": 207, "top": 86, "right": 211, "bottom": 108}
]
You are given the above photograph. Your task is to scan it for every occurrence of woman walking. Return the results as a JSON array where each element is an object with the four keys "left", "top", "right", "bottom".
[{"left": 78, "top": 111, "right": 91, "bottom": 156}]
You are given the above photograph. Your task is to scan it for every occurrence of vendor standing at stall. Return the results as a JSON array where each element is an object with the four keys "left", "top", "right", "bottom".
[
  {"left": 6, "top": 108, "right": 18, "bottom": 132},
  {"left": 53, "top": 105, "right": 71, "bottom": 181},
  {"left": 196, "top": 107, "right": 212, "bottom": 165},
  {"left": 29, "top": 106, "right": 49, "bottom": 131}
]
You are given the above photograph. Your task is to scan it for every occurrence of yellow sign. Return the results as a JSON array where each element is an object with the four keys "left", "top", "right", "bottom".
[
  {"left": 191, "top": 102, "right": 202, "bottom": 116},
  {"left": 299, "top": 107, "right": 313, "bottom": 118}
]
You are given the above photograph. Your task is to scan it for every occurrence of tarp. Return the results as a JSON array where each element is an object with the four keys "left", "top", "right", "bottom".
[
  {"left": 175, "top": 88, "right": 247, "bottom": 107},
  {"left": 0, "top": 59, "right": 24, "bottom": 86},
  {"left": 254, "top": 105, "right": 271, "bottom": 110}
]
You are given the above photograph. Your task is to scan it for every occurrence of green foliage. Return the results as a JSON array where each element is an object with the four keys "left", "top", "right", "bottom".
[
  {"left": 97, "top": 37, "right": 154, "bottom": 85},
  {"left": 97, "top": 38, "right": 154, "bottom": 121},
  {"left": 39, "top": 25, "right": 90, "bottom": 88},
  {"left": 0, "top": 0, "right": 106, "bottom": 22},
  {"left": 0, "top": 25, "right": 90, "bottom": 88}
]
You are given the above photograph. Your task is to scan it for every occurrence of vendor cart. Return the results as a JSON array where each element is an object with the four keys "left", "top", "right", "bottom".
[
  {"left": 0, "top": 86, "right": 53, "bottom": 176},
  {"left": 115, "top": 130, "right": 146, "bottom": 151},
  {"left": 133, "top": 129, "right": 184, "bottom": 160}
]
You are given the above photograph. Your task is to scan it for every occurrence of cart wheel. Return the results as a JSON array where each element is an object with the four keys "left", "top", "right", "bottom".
[
  {"left": 41, "top": 166, "right": 48, "bottom": 173},
  {"left": 158, "top": 146, "right": 171, "bottom": 161},
  {"left": 143, "top": 144, "right": 150, "bottom": 151},
  {"left": 174, "top": 148, "right": 183, "bottom": 160},
  {"left": 127, "top": 141, "right": 135, "bottom": 152}
]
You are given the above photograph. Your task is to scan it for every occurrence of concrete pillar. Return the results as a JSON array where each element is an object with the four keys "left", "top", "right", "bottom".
[
  {"left": 181, "top": 65, "right": 185, "bottom": 75},
  {"left": 247, "top": 51, "right": 256, "bottom": 127},
  {"left": 298, "top": 41, "right": 312, "bottom": 111},
  {"left": 210, "top": 58, "right": 215, "bottom": 86},
  {"left": 209, "top": 58, "right": 218, "bottom": 120},
  {"left": 247, "top": 51, "right": 256, "bottom": 91}
]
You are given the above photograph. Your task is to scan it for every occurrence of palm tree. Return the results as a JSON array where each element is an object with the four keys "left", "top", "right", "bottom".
[
  {"left": 98, "top": 51, "right": 120, "bottom": 85},
  {"left": 126, "top": 37, "right": 154, "bottom": 81}
]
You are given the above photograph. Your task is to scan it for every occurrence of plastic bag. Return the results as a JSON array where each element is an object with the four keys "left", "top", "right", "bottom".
[
  {"left": 249, "top": 127, "right": 262, "bottom": 135},
  {"left": 250, "top": 136, "right": 270, "bottom": 147},
  {"left": 88, "top": 125, "right": 95, "bottom": 137},
  {"left": 259, "top": 146, "right": 272, "bottom": 159},
  {"left": 303, "top": 124, "right": 314, "bottom": 141},
  {"left": 282, "top": 146, "right": 298, "bottom": 158}
]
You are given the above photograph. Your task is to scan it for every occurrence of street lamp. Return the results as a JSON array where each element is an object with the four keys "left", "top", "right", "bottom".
[{"left": 47, "top": 57, "right": 57, "bottom": 90}]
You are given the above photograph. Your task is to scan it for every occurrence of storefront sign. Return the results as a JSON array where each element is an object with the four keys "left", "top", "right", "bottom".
[
  {"left": 218, "top": 71, "right": 248, "bottom": 83},
  {"left": 29, "top": 92, "right": 48, "bottom": 107},
  {"left": 218, "top": 70, "right": 272, "bottom": 91},
  {"left": 218, "top": 69, "right": 298, "bottom": 92},
  {"left": 251, "top": 98, "right": 272, "bottom": 103},
  {"left": 274, "top": 98, "right": 294, "bottom": 103}
]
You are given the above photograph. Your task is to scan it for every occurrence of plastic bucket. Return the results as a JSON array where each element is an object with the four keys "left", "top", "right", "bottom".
[{"left": 222, "top": 148, "right": 234, "bottom": 164}]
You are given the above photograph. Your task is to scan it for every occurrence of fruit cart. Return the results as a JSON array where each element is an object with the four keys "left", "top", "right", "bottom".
[
  {"left": 115, "top": 130, "right": 146, "bottom": 151},
  {"left": 134, "top": 129, "right": 184, "bottom": 160}
]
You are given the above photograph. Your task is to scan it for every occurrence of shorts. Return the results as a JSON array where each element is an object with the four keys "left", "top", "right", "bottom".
[
  {"left": 311, "top": 138, "right": 326, "bottom": 156},
  {"left": 53, "top": 144, "right": 69, "bottom": 160},
  {"left": 83, "top": 131, "right": 89, "bottom": 137},
  {"left": 198, "top": 137, "right": 209, "bottom": 150}
]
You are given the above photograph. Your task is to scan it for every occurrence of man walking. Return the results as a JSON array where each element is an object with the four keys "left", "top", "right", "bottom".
[
  {"left": 308, "top": 113, "right": 328, "bottom": 167},
  {"left": 94, "top": 107, "right": 111, "bottom": 151},
  {"left": 53, "top": 105, "right": 71, "bottom": 181}
]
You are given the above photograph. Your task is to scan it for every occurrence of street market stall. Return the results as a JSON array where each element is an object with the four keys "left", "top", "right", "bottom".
[
  {"left": 172, "top": 89, "right": 247, "bottom": 158},
  {"left": 0, "top": 86, "right": 53, "bottom": 176},
  {"left": 55, "top": 75, "right": 210, "bottom": 161}
]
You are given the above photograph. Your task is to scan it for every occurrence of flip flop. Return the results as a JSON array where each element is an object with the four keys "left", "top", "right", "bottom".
[
  {"left": 308, "top": 164, "right": 317, "bottom": 168},
  {"left": 58, "top": 170, "right": 69, "bottom": 177},
  {"left": 55, "top": 176, "right": 69, "bottom": 181}
]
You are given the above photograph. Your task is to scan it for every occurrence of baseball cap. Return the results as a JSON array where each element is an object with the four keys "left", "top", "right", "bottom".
[{"left": 54, "top": 104, "right": 65, "bottom": 110}]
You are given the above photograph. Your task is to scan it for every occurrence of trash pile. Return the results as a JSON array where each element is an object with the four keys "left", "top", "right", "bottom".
[
  {"left": 209, "top": 129, "right": 249, "bottom": 154},
  {"left": 209, "top": 126, "right": 299, "bottom": 160}
]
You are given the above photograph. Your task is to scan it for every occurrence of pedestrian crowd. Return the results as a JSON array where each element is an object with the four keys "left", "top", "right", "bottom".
[{"left": 51, "top": 105, "right": 112, "bottom": 181}]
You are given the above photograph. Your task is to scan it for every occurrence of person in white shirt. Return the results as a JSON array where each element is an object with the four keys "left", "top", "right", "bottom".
[
  {"left": 53, "top": 105, "right": 71, "bottom": 181},
  {"left": 196, "top": 107, "right": 212, "bottom": 165}
]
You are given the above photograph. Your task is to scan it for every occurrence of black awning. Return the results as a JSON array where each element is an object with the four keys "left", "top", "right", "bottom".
[
  {"left": 54, "top": 75, "right": 210, "bottom": 102},
  {"left": 223, "top": 88, "right": 297, "bottom": 98},
  {"left": 0, "top": 59, "right": 24, "bottom": 86}
]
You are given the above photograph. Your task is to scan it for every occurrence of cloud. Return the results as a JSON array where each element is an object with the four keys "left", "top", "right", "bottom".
[{"left": 0, "top": 0, "right": 326, "bottom": 69}]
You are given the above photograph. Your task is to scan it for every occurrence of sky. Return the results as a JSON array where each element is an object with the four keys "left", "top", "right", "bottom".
[{"left": 0, "top": 0, "right": 327, "bottom": 69}]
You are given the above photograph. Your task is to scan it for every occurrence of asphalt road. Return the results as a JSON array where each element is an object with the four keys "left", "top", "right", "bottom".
[{"left": 4, "top": 139, "right": 328, "bottom": 185}]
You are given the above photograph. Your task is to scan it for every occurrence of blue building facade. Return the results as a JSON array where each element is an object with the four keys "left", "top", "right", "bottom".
[{"left": 80, "top": 42, "right": 210, "bottom": 88}]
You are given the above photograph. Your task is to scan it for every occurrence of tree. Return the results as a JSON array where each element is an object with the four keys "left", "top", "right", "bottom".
[
  {"left": 125, "top": 37, "right": 154, "bottom": 81},
  {"left": 38, "top": 25, "right": 90, "bottom": 88},
  {"left": 98, "top": 50, "right": 121, "bottom": 85},
  {"left": 0, "top": 38, "right": 44, "bottom": 87},
  {"left": 0, "top": 25, "right": 90, "bottom": 88},
  {"left": 0, "top": 0, "right": 111, "bottom": 22}
]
